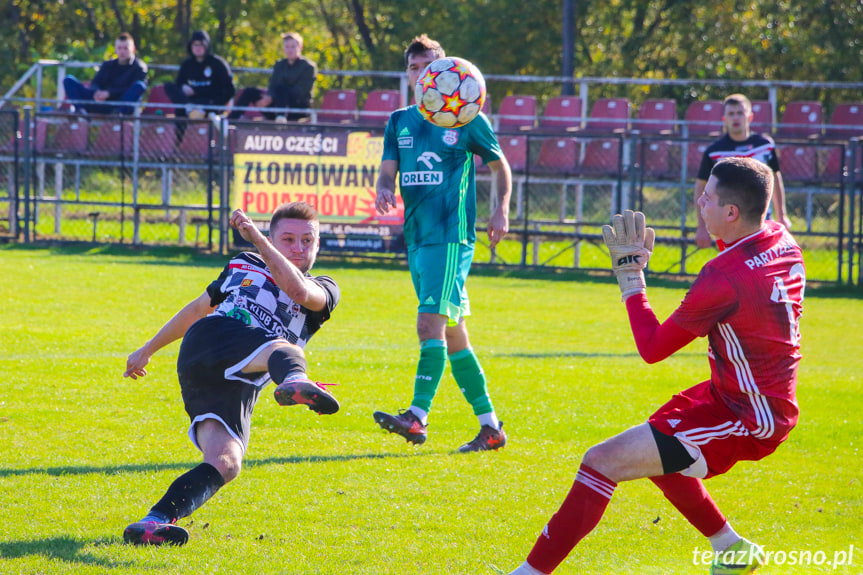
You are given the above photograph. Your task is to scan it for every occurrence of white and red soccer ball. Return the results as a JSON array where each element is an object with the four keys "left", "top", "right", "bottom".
[{"left": 415, "top": 57, "right": 487, "bottom": 129}]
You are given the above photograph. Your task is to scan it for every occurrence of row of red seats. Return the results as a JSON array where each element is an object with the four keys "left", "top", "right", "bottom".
[
  {"left": 9, "top": 117, "right": 214, "bottom": 159},
  {"left": 481, "top": 135, "right": 859, "bottom": 184},
  {"left": 145, "top": 85, "right": 402, "bottom": 126},
  {"left": 491, "top": 96, "right": 863, "bottom": 141}
]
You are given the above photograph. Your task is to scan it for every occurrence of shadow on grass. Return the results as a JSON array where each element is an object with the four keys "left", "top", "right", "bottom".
[
  {"left": 0, "top": 535, "right": 133, "bottom": 568},
  {"left": 0, "top": 451, "right": 430, "bottom": 478}
]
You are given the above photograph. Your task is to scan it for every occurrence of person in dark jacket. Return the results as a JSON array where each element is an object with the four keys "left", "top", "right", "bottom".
[
  {"left": 164, "top": 30, "right": 236, "bottom": 121},
  {"left": 228, "top": 32, "right": 316, "bottom": 122},
  {"left": 63, "top": 33, "right": 148, "bottom": 115}
]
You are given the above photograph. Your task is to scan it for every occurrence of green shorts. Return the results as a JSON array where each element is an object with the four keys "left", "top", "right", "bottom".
[{"left": 408, "top": 243, "right": 474, "bottom": 325}]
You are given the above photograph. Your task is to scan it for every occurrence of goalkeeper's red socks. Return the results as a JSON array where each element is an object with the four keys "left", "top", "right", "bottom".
[
  {"left": 525, "top": 463, "right": 617, "bottom": 573},
  {"left": 650, "top": 473, "right": 727, "bottom": 538}
]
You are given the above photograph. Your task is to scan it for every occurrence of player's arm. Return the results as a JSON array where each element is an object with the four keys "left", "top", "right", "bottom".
[
  {"left": 772, "top": 171, "right": 792, "bottom": 229},
  {"left": 230, "top": 209, "right": 329, "bottom": 312},
  {"left": 486, "top": 157, "right": 512, "bottom": 248},
  {"left": 693, "top": 178, "right": 712, "bottom": 248},
  {"left": 375, "top": 159, "right": 399, "bottom": 214},
  {"left": 625, "top": 294, "right": 698, "bottom": 364},
  {"left": 124, "top": 292, "right": 214, "bottom": 379}
]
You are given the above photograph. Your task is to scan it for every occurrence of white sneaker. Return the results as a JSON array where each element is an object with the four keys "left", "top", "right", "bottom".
[
  {"left": 208, "top": 112, "right": 221, "bottom": 122},
  {"left": 274, "top": 115, "right": 288, "bottom": 124}
]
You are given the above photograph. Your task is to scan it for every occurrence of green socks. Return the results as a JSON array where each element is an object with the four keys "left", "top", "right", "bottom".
[
  {"left": 449, "top": 347, "right": 494, "bottom": 416},
  {"left": 410, "top": 339, "right": 447, "bottom": 413}
]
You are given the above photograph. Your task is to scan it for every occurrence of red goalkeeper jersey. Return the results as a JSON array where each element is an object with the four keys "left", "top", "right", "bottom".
[{"left": 670, "top": 221, "right": 805, "bottom": 441}]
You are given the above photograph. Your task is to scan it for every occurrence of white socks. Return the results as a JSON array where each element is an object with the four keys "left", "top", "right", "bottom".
[
  {"left": 709, "top": 522, "right": 741, "bottom": 552},
  {"left": 407, "top": 406, "right": 428, "bottom": 425},
  {"left": 478, "top": 411, "right": 500, "bottom": 430}
]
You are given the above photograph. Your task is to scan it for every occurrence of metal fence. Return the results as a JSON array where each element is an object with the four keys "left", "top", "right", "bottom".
[{"left": 1, "top": 106, "right": 861, "bottom": 285}]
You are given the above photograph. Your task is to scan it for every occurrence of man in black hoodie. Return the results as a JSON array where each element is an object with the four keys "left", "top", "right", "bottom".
[
  {"left": 63, "top": 33, "right": 148, "bottom": 115},
  {"left": 164, "top": 30, "right": 236, "bottom": 121}
]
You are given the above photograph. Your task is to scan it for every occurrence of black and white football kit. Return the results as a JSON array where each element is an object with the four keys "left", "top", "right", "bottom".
[{"left": 177, "top": 252, "right": 339, "bottom": 452}]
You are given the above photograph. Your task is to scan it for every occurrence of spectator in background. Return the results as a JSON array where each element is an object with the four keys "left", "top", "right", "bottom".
[
  {"left": 63, "top": 33, "right": 147, "bottom": 115},
  {"left": 693, "top": 93, "right": 791, "bottom": 248},
  {"left": 163, "top": 30, "right": 235, "bottom": 121},
  {"left": 228, "top": 32, "right": 316, "bottom": 123}
]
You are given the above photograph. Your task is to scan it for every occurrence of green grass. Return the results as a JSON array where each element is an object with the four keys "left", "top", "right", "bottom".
[{"left": 0, "top": 245, "right": 860, "bottom": 574}]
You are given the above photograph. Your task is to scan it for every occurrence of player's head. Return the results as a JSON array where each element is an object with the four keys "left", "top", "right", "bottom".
[
  {"left": 701, "top": 157, "right": 772, "bottom": 232},
  {"left": 115, "top": 33, "right": 136, "bottom": 62},
  {"left": 405, "top": 34, "right": 445, "bottom": 89},
  {"left": 269, "top": 201, "right": 320, "bottom": 272},
  {"left": 722, "top": 93, "right": 753, "bottom": 139},
  {"left": 281, "top": 32, "right": 303, "bottom": 61}
]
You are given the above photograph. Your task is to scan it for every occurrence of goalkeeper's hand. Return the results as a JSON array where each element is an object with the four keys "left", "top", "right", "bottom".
[{"left": 602, "top": 210, "right": 656, "bottom": 300}]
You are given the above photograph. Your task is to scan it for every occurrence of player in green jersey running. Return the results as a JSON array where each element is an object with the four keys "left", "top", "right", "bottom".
[{"left": 373, "top": 34, "right": 513, "bottom": 452}]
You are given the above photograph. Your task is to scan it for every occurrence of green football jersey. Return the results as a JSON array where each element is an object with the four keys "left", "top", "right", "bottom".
[{"left": 382, "top": 106, "right": 503, "bottom": 248}]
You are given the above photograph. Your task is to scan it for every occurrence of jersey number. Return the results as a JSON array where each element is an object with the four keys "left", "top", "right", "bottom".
[{"left": 770, "top": 262, "right": 805, "bottom": 346}]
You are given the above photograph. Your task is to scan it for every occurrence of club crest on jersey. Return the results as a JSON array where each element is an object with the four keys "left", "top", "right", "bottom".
[
  {"left": 241, "top": 278, "right": 254, "bottom": 287},
  {"left": 204, "top": 66, "right": 212, "bottom": 78},
  {"left": 442, "top": 129, "right": 459, "bottom": 146}
]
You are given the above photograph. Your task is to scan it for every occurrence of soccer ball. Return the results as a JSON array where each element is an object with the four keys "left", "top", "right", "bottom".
[{"left": 415, "top": 57, "right": 487, "bottom": 129}]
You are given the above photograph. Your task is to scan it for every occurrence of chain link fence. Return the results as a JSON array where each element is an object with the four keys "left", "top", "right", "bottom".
[{"left": 1, "top": 107, "right": 860, "bottom": 285}]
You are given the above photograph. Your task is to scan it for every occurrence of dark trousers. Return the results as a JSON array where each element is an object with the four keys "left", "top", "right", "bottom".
[
  {"left": 227, "top": 86, "right": 309, "bottom": 121},
  {"left": 163, "top": 82, "right": 230, "bottom": 118},
  {"left": 63, "top": 76, "right": 146, "bottom": 115}
]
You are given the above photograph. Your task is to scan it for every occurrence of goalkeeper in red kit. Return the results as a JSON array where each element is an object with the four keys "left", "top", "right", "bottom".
[{"left": 507, "top": 156, "right": 805, "bottom": 575}]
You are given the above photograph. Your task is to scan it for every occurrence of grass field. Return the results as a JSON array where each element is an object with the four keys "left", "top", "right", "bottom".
[{"left": 0, "top": 244, "right": 860, "bottom": 574}]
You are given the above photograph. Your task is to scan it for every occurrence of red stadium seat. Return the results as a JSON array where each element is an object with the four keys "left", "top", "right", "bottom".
[
  {"left": 89, "top": 120, "right": 135, "bottom": 156},
  {"left": 635, "top": 99, "right": 676, "bottom": 135},
  {"left": 317, "top": 89, "right": 358, "bottom": 124},
  {"left": 750, "top": 100, "right": 773, "bottom": 134},
  {"left": 686, "top": 141, "right": 710, "bottom": 179},
  {"left": 821, "top": 145, "right": 863, "bottom": 182},
  {"left": 177, "top": 123, "right": 213, "bottom": 159},
  {"left": 498, "top": 95, "right": 537, "bottom": 130},
  {"left": 538, "top": 96, "right": 582, "bottom": 132},
  {"left": 44, "top": 118, "right": 90, "bottom": 154},
  {"left": 639, "top": 140, "right": 673, "bottom": 179},
  {"left": 776, "top": 101, "right": 823, "bottom": 139},
  {"left": 499, "top": 135, "right": 528, "bottom": 172},
  {"left": 578, "top": 139, "right": 621, "bottom": 177},
  {"left": 358, "top": 90, "right": 400, "bottom": 127},
  {"left": 684, "top": 100, "right": 723, "bottom": 136},
  {"left": 139, "top": 122, "right": 176, "bottom": 158},
  {"left": 777, "top": 144, "right": 818, "bottom": 182},
  {"left": 536, "top": 137, "right": 580, "bottom": 175},
  {"left": 824, "top": 102, "right": 863, "bottom": 141},
  {"left": 144, "top": 84, "right": 173, "bottom": 116},
  {"left": 584, "top": 98, "right": 630, "bottom": 134}
]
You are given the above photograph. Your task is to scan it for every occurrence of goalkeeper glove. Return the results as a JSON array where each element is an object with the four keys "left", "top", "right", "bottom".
[{"left": 602, "top": 210, "right": 656, "bottom": 300}]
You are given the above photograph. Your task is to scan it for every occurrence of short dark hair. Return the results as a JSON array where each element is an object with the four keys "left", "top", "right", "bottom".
[
  {"left": 723, "top": 93, "right": 752, "bottom": 115},
  {"left": 117, "top": 32, "right": 134, "bottom": 44},
  {"left": 404, "top": 34, "right": 445, "bottom": 67},
  {"left": 270, "top": 201, "right": 319, "bottom": 233},
  {"left": 711, "top": 157, "right": 773, "bottom": 225}
]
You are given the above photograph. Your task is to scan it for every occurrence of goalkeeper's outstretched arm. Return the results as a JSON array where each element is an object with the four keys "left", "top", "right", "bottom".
[{"left": 625, "top": 294, "right": 698, "bottom": 364}]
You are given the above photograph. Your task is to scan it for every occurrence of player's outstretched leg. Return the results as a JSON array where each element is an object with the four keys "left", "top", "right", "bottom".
[
  {"left": 274, "top": 378, "right": 339, "bottom": 415},
  {"left": 458, "top": 422, "right": 506, "bottom": 452},
  {"left": 373, "top": 409, "right": 428, "bottom": 444},
  {"left": 123, "top": 518, "right": 189, "bottom": 546},
  {"left": 267, "top": 345, "right": 339, "bottom": 415},
  {"left": 710, "top": 538, "right": 764, "bottom": 575}
]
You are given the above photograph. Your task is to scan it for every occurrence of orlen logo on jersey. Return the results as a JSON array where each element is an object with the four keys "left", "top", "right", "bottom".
[{"left": 402, "top": 171, "right": 443, "bottom": 186}]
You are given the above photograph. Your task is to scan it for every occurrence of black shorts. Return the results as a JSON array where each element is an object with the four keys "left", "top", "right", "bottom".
[{"left": 177, "top": 315, "right": 282, "bottom": 452}]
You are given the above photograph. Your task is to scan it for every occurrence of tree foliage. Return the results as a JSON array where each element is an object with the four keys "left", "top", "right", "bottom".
[{"left": 2, "top": 0, "right": 861, "bottom": 111}]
